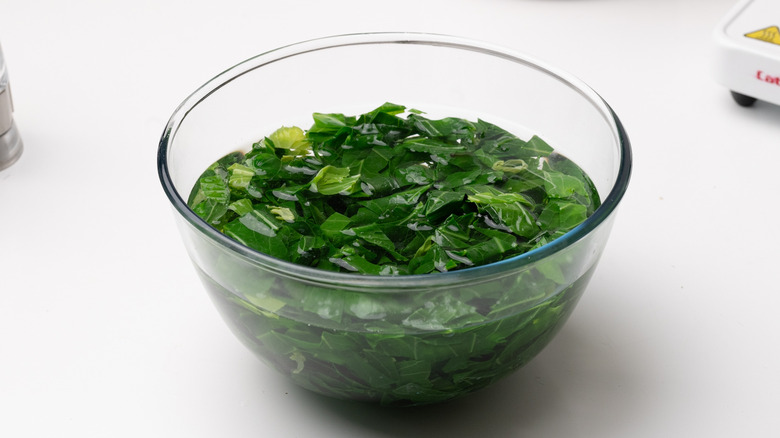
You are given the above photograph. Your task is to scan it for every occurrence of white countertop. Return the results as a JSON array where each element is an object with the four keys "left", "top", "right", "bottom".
[{"left": 2, "top": 0, "right": 779, "bottom": 436}]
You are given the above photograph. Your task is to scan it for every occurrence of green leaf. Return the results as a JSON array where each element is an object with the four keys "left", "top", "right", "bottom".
[
  {"left": 345, "top": 295, "right": 389, "bottom": 320},
  {"left": 320, "top": 212, "right": 351, "bottom": 236},
  {"left": 467, "top": 189, "right": 539, "bottom": 238},
  {"left": 434, "top": 215, "right": 473, "bottom": 250},
  {"left": 239, "top": 208, "right": 283, "bottom": 236},
  {"left": 228, "top": 163, "right": 255, "bottom": 190},
  {"left": 526, "top": 135, "right": 555, "bottom": 156},
  {"left": 422, "top": 190, "right": 465, "bottom": 220},
  {"left": 351, "top": 223, "right": 407, "bottom": 261},
  {"left": 486, "top": 203, "right": 539, "bottom": 238},
  {"left": 397, "top": 360, "right": 432, "bottom": 384},
  {"left": 395, "top": 164, "right": 436, "bottom": 186},
  {"left": 537, "top": 200, "right": 588, "bottom": 230},
  {"left": 309, "top": 165, "right": 361, "bottom": 195},
  {"left": 440, "top": 169, "right": 483, "bottom": 189},
  {"left": 268, "top": 205, "right": 295, "bottom": 222},
  {"left": 402, "top": 296, "right": 480, "bottom": 331},
  {"left": 199, "top": 174, "right": 230, "bottom": 204},
  {"left": 467, "top": 190, "right": 533, "bottom": 208},
  {"left": 492, "top": 159, "right": 528, "bottom": 174},
  {"left": 223, "top": 217, "right": 289, "bottom": 259},
  {"left": 311, "top": 112, "right": 354, "bottom": 130},
  {"left": 543, "top": 171, "right": 588, "bottom": 199},
  {"left": 357, "top": 184, "right": 431, "bottom": 221},
  {"left": 363, "top": 102, "right": 407, "bottom": 119},
  {"left": 329, "top": 254, "right": 398, "bottom": 275},
  {"left": 192, "top": 199, "right": 229, "bottom": 226},
  {"left": 227, "top": 198, "right": 254, "bottom": 216},
  {"left": 267, "top": 126, "right": 311, "bottom": 156},
  {"left": 399, "top": 137, "right": 466, "bottom": 157},
  {"left": 476, "top": 119, "right": 530, "bottom": 158},
  {"left": 408, "top": 114, "right": 475, "bottom": 138},
  {"left": 460, "top": 229, "right": 518, "bottom": 266}
]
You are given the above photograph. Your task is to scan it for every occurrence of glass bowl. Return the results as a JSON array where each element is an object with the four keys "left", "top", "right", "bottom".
[{"left": 157, "top": 32, "right": 631, "bottom": 406}]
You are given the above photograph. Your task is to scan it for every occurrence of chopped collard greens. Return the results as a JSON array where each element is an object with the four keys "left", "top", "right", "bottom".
[
  {"left": 188, "top": 103, "right": 599, "bottom": 275},
  {"left": 188, "top": 103, "right": 601, "bottom": 405}
]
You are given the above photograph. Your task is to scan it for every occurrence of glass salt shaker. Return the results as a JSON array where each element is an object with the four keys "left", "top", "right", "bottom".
[{"left": 1, "top": 42, "right": 23, "bottom": 171}]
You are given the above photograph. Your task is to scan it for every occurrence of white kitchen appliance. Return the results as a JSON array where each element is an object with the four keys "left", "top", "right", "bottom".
[{"left": 713, "top": 0, "right": 780, "bottom": 107}]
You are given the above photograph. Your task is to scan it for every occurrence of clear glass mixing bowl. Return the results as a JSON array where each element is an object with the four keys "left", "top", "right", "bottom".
[{"left": 158, "top": 32, "right": 631, "bottom": 406}]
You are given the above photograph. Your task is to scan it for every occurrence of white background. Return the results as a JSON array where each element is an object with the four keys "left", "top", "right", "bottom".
[{"left": 2, "top": 0, "right": 779, "bottom": 436}]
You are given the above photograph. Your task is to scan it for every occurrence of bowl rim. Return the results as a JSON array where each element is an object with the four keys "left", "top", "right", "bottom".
[{"left": 157, "top": 32, "right": 632, "bottom": 290}]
